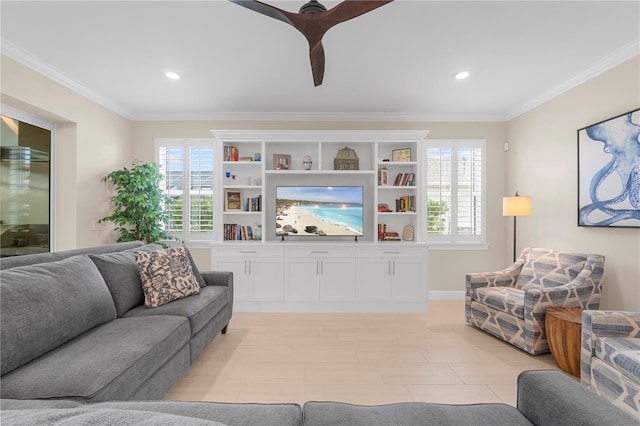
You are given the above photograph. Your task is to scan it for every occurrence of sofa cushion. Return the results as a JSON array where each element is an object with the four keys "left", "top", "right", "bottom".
[
  {"left": 0, "top": 316, "right": 190, "bottom": 401},
  {"left": 188, "top": 248, "right": 208, "bottom": 288},
  {"left": 0, "top": 242, "right": 146, "bottom": 271},
  {"left": 517, "top": 369, "right": 639, "bottom": 426},
  {"left": 1, "top": 399, "right": 82, "bottom": 410},
  {"left": 87, "top": 401, "right": 304, "bottom": 426},
  {"left": 595, "top": 337, "right": 640, "bottom": 381},
  {"left": 515, "top": 249, "right": 587, "bottom": 290},
  {"left": 88, "top": 243, "right": 163, "bottom": 317},
  {"left": 473, "top": 287, "right": 525, "bottom": 318},
  {"left": 89, "top": 251, "right": 146, "bottom": 317},
  {"left": 124, "top": 285, "right": 230, "bottom": 337},
  {"left": 0, "top": 408, "right": 227, "bottom": 426},
  {"left": 0, "top": 255, "right": 116, "bottom": 376},
  {"left": 302, "top": 401, "right": 532, "bottom": 426},
  {"left": 135, "top": 246, "right": 201, "bottom": 308}
]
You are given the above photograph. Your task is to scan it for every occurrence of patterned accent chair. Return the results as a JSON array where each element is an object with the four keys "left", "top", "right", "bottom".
[
  {"left": 581, "top": 310, "right": 640, "bottom": 416},
  {"left": 465, "top": 247, "right": 605, "bottom": 355}
]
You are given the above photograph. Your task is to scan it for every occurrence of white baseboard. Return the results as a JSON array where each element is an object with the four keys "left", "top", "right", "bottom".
[{"left": 428, "top": 291, "right": 465, "bottom": 300}]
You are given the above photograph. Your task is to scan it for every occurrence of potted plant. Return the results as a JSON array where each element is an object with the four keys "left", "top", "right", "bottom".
[{"left": 99, "top": 161, "right": 173, "bottom": 244}]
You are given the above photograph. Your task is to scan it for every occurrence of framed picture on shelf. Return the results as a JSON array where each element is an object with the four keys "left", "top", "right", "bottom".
[
  {"left": 224, "top": 190, "right": 243, "bottom": 211},
  {"left": 273, "top": 154, "right": 291, "bottom": 170},
  {"left": 392, "top": 148, "right": 411, "bottom": 162},
  {"left": 378, "top": 167, "right": 389, "bottom": 186}
]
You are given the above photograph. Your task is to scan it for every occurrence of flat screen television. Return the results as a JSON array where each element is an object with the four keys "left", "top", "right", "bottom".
[{"left": 276, "top": 186, "right": 364, "bottom": 237}]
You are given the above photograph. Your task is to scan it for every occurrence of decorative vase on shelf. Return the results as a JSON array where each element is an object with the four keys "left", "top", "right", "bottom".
[{"left": 303, "top": 155, "right": 313, "bottom": 170}]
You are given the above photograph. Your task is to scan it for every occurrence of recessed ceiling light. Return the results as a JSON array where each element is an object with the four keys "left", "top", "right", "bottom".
[
  {"left": 455, "top": 71, "right": 470, "bottom": 80},
  {"left": 165, "top": 71, "right": 181, "bottom": 80}
]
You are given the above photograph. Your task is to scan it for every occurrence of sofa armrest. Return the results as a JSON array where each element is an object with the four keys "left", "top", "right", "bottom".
[
  {"left": 465, "top": 261, "right": 524, "bottom": 294},
  {"left": 580, "top": 310, "right": 640, "bottom": 387},
  {"left": 201, "top": 271, "right": 233, "bottom": 288},
  {"left": 583, "top": 310, "right": 640, "bottom": 339},
  {"left": 517, "top": 370, "right": 638, "bottom": 426}
]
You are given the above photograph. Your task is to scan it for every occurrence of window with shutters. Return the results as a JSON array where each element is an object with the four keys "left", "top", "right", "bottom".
[
  {"left": 156, "top": 139, "right": 215, "bottom": 242},
  {"left": 422, "top": 139, "right": 485, "bottom": 246}
]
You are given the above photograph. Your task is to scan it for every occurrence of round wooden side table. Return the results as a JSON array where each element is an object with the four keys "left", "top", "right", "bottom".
[{"left": 545, "top": 307, "right": 583, "bottom": 377}]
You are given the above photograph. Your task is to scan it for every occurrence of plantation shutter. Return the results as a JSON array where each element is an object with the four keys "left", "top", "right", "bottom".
[
  {"left": 157, "top": 140, "right": 216, "bottom": 242},
  {"left": 158, "top": 146, "right": 184, "bottom": 233},
  {"left": 189, "top": 147, "right": 214, "bottom": 233},
  {"left": 426, "top": 147, "right": 452, "bottom": 235},
  {"left": 456, "top": 146, "right": 483, "bottom": 237},
  {"left": 424, "top": 140, "right": 485, "bottom": 243}
]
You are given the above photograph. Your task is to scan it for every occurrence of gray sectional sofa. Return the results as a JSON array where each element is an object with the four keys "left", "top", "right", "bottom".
[
  {"left": 1, "top": 243, "right": 637, "bottom": 425},
  {"left": 1, "top": 370, "right": 638, "bottom": 425},
  {"left": 0, "top": 241, "right": 233, "bottom": 402}
]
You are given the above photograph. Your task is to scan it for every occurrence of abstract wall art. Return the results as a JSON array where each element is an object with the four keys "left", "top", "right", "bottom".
[{"left": 578, "top": 108, "right": 640, "bottom": 227}]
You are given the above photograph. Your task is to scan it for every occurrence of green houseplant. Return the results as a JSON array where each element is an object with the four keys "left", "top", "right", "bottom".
[{"left": 99, "top": 161, "right": 173, "bottom": 244}]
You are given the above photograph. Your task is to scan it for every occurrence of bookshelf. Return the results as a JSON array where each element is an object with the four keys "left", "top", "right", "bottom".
[
  {"left": 214, "top": 131, "right": 427, "bottom": 244},
  {"left": 211, "top": 130, "right": 430, "bottom": 313}
]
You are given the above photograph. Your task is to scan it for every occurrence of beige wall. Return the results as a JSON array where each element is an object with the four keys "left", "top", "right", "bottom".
[
  {"left": 1, "top": 54, "right": 133, "bottom": 250},
  {"left": 507, "top": 56, "right": 640, "bottom": 310},
  {"left": 5, "top": 49, "right": 636, "bottom": 308},
  {"left": 133, "top": 120, "right": 509, "bottom": 292}
]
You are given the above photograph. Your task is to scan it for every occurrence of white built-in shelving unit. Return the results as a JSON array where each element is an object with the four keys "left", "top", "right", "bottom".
[{"left": 210, "top": 130, "right": 430, "bottom": 312}]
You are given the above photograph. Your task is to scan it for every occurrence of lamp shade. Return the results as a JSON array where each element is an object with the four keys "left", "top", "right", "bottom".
[{"left": 503, "top": 196, "right": 532, "bottom": 217}]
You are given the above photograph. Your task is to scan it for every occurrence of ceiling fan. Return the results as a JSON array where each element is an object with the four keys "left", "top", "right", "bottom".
[{"left": 228, "top": 0, "right": 393, "bottom": 86}]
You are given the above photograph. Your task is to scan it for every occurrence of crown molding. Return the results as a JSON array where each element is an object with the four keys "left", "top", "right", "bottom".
[
  {"left": 505, "top": 39, "right": 640, "bottom": 120},
  {"left": 209, "top": 129, "right": 431, "bottom": 142},
  {"left": 1, "top": 38, "right": 133, "bottom": 119},
  {"left": 130, "top": 111, "right": 507, "bottom": 122}
]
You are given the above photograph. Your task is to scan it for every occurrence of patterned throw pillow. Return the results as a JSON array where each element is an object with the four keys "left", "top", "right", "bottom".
[{"left": 134, "top": 246, "right": 200, "bottom": 308}]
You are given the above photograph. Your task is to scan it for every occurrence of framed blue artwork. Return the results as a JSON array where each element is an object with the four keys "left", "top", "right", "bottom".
[{"left": 578, "top": 108, "right": 640, "bottom": 227}]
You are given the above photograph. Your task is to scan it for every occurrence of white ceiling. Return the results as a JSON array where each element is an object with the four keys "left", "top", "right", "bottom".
[{"left": 1, "top": 1, "right": 639, "bottom": 122}]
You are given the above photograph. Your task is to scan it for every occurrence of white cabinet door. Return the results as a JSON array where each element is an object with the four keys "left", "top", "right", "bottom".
[
  {"left": 355, "top": 258, "right": 391, "bottom": 301},
  {"left": 216, "top": 258, "right": 249, "bottom": 301},
  {"left": 285, "top": 258, "right": 320, "bottom": 301},
  {"left": 355, "top": 245, "right": 428, "bottom": 304},
  {"left": 391, "top": 258, "right": 427, "bottom": 302},
  {"left": 320, "top": 258, "right": 356, "bottom": 301},
  {"left": 251, "top": 258, "right": 284, "bottom": 301},
  {"left": 213, "top": 246, "right": 284, "bottom": 303}
]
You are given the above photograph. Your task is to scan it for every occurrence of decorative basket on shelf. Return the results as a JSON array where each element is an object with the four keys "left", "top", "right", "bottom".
[{"left": 334, "top": 146, "right": 359, "bottom": 170}]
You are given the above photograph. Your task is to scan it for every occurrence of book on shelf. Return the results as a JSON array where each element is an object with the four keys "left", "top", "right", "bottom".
[
  {"left": 224, "top": 145, "right": 239, "bottom": 162},
  {"left": 383, "top": 231, "right": 401, "bottom": 241},
  {"left": 395, "top": 195, "right": 416, "bottom": 212},
  {"left": 223, "top": 223, "right": 257, "bottom": 241},
  {"left": 245, "top": 195, "right": 262, "bottom": 212},
  {"left": 377, "top": 223, "right": 387, "bottom": 241},
  {"left": 378, "top": 223, "right": 402, "bottom": 241},
  {"left": 393, "top": 172, "right": 415, "bottom": 186}
]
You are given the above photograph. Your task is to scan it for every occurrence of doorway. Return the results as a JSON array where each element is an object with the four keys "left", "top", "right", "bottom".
[{"left": 1, "top": 114, "right": 52, "bottom": 257}]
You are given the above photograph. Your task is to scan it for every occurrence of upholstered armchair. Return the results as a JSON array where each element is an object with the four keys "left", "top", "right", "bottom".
[
  {"left": 581, "top": 310, "right": 640, "bottom": 416},
  {"left": 465, "top": 247, "right": 605, "bottom": 355}
]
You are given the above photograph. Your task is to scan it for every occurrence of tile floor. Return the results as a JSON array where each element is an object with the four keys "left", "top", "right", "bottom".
[{"left": 164, "top": 300, "right": 560, "bottom": 406}]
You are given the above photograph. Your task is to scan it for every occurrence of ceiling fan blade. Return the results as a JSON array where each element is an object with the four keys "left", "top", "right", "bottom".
[
  {"left": 309, "top": 39, "right": 325, "bottom": 86},
  {"left": 321, "top": 0, "right": 393, "bottom": 29},
  {"left": 228, "top": 0, "right": 296, "bottom": 26}
]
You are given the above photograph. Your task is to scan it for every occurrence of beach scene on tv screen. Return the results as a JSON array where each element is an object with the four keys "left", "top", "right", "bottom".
[{"left": 276, "top": 186, "right": 364, "bottom": 236}]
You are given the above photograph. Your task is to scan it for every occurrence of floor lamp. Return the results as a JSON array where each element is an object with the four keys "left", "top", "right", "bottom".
[{"left": 503, "top": 192, "right": 532, "bottom": 262}]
